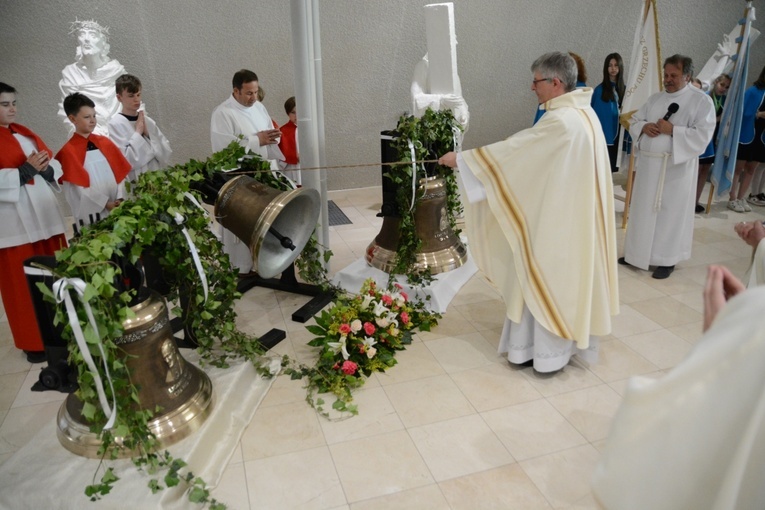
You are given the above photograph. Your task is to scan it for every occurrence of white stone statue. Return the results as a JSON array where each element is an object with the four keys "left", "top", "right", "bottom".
[
  {"left": 410, "top": 3, "right": 469, "bottom": 137},
  {"left": 58, "top": 20, "right": 126, "bottom": 136}
]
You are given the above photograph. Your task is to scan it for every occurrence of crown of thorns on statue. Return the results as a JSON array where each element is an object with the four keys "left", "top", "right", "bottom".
[{"left": 69, "top": 19, "right": 110, "bottom": 41}]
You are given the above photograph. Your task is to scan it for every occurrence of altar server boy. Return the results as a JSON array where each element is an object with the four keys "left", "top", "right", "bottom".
[
  {"left": 56, "top": 93, "right": 131, "bottom": 226},
  {"left": 108, "top": 74, "right": 172, "bottom": 183}
]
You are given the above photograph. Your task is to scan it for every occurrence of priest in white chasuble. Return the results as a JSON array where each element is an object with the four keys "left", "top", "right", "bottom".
[
  {"left": 621, "top": 55, "right": 715, "bottom": 279},
  {"left": 439, "top": 52, "right": 619, "bottom": 373},
  {"left": 210, "top": 69, "right": 284, "bottom": 275}
]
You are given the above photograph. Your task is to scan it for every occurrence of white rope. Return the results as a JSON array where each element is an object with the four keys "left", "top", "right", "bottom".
[{"left": 52, "top": 278, "right": 117, "bottom": 430}]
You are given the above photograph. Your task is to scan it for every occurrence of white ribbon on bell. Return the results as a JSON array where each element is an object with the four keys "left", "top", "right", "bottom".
[
  {"left": 52, "top": 277, "right": 117, "bottom": 430},
  {"left": 408, "top": 140, "right": 419, "bottom": 212},
  {"left": 173, "top": 211, "right": 209, "bottom": 304}
]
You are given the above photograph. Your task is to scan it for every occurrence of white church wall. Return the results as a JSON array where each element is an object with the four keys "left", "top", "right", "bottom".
[{"left": 1, "top": 0, "right": 759, "bottom": 191}]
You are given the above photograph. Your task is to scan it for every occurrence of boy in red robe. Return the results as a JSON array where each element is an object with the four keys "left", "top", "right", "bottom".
[
  {"left": 55, "top": 93, "right": 130, "bottom": 226},
  {"left": 0, "top": 83, "right": 68, "bottom": 362}
]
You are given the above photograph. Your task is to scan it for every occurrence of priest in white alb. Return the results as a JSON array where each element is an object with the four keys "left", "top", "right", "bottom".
[
  {"left": 210, "top": 69, "right": 284, "bottom": 275},
  {"left": 439, "top": 52, "right": 619, "bottom": 373},
  {"left": 620, "top": 54, "right": 715, "bottom": 279}
]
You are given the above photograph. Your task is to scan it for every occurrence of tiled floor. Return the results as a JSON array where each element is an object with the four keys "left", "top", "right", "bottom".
[{"left": 0, "top": 183, "right": 760, "bottom": 509}]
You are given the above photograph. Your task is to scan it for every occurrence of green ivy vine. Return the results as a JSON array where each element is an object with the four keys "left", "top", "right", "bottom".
[
  {"left": 386, "top": 107, "right": 463, "bottom": 287},
  {"left": 39, "top": 141, "right": 330, "bottom": 508}
]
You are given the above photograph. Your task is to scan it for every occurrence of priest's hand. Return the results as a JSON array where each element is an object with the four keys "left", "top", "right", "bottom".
[
  {"left": 641, "top": 122, "right": 661, "bottom": 138},
  {"left": 703, "top": 264, "right": 745, "bottom": 332},
  {"left": 257, "top": 129, "right": 281, "bottom": 146},
  {"left": 438, "top": 152, "right": 457, "bottom": 168},
  {"left": 656, "top": 119, "right": 673, "bottom": 136},
  {"left": 734, "top": 220, "right": 765, "bottom": 248}
]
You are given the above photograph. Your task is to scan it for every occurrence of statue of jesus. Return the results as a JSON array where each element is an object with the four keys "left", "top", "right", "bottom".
[{"left": 58, "top": 20, "right": 126, "bottom": 136}]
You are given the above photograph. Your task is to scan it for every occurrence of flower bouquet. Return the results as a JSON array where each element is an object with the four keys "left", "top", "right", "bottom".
[{"left": 285, "top": 278, "right": 440, "bottom": 417}]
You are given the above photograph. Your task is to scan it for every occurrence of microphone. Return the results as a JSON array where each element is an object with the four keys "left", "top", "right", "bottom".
[{"left": 662, "top": 103, "right": 679, "bottom": 121}]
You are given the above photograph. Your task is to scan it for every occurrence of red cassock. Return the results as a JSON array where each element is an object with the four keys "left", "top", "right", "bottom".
[{"left": 0, "top": 125, "right": 68, "bottom": 353}]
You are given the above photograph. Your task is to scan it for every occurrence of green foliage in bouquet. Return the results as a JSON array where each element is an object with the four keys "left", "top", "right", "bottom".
[{"left": 284, "top": 279, "right": 440, "bottom": 417}]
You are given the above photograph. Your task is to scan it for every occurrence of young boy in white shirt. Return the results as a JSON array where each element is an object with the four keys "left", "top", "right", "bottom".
[{"left": 108, "top": 74, "right": 172, "bottom": 183}]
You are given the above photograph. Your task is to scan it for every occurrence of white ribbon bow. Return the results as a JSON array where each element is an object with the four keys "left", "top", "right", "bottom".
[{"left": 52, "top": 277, "right": 118, "bottom": 430}]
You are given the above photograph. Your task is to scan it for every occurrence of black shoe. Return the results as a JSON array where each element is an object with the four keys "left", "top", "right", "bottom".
[
  {"left": 618, "top": 257, "right": 630, "bottom": 266},
  {"left": 652, "top": 265, "right": 675, "bottom": 279},
  {"left": 23, "top": 350, "right": 46, "bottom": 364},
  {"left": 695, "top": 204, "right": 705, "bottom": 213}
]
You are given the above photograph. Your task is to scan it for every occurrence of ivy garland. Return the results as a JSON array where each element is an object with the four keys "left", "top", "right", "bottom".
[
  {"left": 385, "top": 107, "right": 463, "bottom": 287},
  {"left": 39, "top": 142, "right": 329, "bottom": 508}
]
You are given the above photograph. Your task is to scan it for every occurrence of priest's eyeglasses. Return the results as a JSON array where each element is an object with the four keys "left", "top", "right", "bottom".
[{"left": 532, "top": 78, "right": 553, "bottom": 85}]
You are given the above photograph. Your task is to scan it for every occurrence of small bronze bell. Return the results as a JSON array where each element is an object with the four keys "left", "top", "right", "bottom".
[{"left": 57, "top": 290, "right": 214, "bottom": 458}]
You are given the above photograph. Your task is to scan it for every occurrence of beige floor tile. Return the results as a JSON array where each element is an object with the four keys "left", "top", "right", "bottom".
[
  {"left": 418, "top": 308, "right": 477, "bottom": 340},
  {"left": 383, "top": 374, "right": 475, "bottom": 428},
  {"left": 518, "top": 359, "right": 602, "bottom": 398},
  {"left": 349, "top": 484, "right": 450, "bottom": 510},
  {"left": 0, "top": 372, "right": 26, "bottom": 413},
  {"left": 667, "top": 321, "right": 703, "bottom": 344},
  {"left": 439, "top": 464, "right": 553, "bottom": 510},
  {"left": 454, "top": 299, "right": 507, "bottom": 331},
  {"left": 374, "top": 343, "right": 445, "bottom": 385},
  {"left": 259, "top": 372, "right": 311, "bottom": 408},
  {"left": 669, "top": 289, "right": 704, "bottom": 313},
  {"left": 617, "top": 275, "right": 665, "bottom": 304},
  {"left": 423, "top": 333, "right": 499, "bottom": 373},
  {"left": 520, "top": 444, "right": 601, "bottom": 509},
  {"left": 240, "top": 400, "right": 325, "bottom": 461},
  {"left": 329, "top": 430, "right": 433, "bottom": 502},
  {"left": 608, "top": 304, "right": 663, "bottom": 338},
  {"left": 448, "top": 276, "right": 501, "bottom": 306},
  {"left": 0, "top": 341, "right": 31, "bottom": 377},
  {"left": 409, "top": 414, "right": 514, "bottom": 481},
  {"left": 620, "top": 329, "right": 693, "bottom": 370},
  {"left": 0, "top": 401, "right": 60, "bottom": 456},
  {"left": 546, "top": 384, "right": 622, "bottom": 442},
  {"left": 319, "top": 387, "right": 403, "bottom": 444},
  {"left": 245, "top": 446, "right": 346, "bottom": 510},
  {"left": 588, "top": 339, "right": 658, "bottom": 382},
  {"left": 481, "top": 400, "right": 587, "bottom": 461},
  {"left": 450, "top": 362, "right": 543, "bottom": 412}
]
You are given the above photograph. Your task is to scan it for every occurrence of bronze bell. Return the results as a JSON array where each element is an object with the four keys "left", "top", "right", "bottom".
[
  {"left": 366, "top": 176, "right": 467, "bottom": 274},
  {"left": 57, "top": 290, "right": 214, "bottom": 458},
  {"left": 214, "top": 175, "right": 321, "bottom": 279}
]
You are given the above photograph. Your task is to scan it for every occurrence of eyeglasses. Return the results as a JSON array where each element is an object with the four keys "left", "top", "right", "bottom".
[{"left": 532, "top": 78, "right": 552, "bottom": 85}]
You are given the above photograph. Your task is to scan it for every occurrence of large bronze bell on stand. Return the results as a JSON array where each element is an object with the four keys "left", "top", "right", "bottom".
[
  {"left": 57, "top": 289, "right": 213, "bottom": 458},
  {"left": 366, "top": 174, "right": 467, "bottom": 274},
  {"left": 214, "top": 175, "right": 320, "bottom": 279}
]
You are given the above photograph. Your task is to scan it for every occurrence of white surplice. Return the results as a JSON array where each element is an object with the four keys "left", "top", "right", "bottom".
[
  {"left": 623, "top": 85, "right": 715, "bottom": 269},
  {"left": 107, "top": 111, "right": 172, "bottom": 182},
  {"left": 63, "top": 149, "right": 126, "bottom": 226},
  {"left": 0, "top": 134, "right": 66, "bottom": 249},
  {"left": 593, "top": 285, "right": 765, "bottom": 510}
]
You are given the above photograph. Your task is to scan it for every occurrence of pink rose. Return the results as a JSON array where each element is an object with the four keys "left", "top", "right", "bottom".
[
  {"left": 381, "top": 294, "right": 393, "bottom": 306},
  {"left": 339, "top": 323, "right": 352, "bottom": 335},
  {"left": 341, "top": 360, "right": 358, "bottom": 375},
  {"left": 363, "top": 322, "right": 376, "bottom": 335},
  {"left": 400, "top": 311, "right": 410, "bottom": 325}
]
